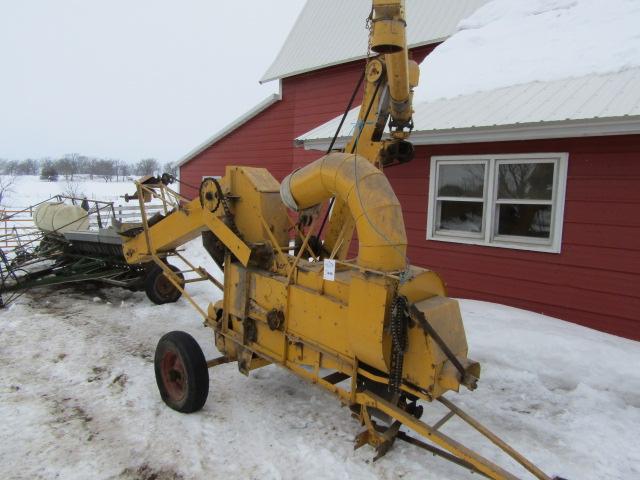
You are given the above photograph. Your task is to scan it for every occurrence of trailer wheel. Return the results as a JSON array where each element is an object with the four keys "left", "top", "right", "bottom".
[
  {"left": 145, "top": 264, "right": 184, "bottom": 305},
  {"left": 155, "top": 331, "right": 209, "bottom": 413}
]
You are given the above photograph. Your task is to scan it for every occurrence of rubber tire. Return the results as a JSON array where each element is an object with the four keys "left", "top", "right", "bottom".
[
  {"left": 144, "top": 263, "right": 184, "bottom": 305},
  {"left": 154, "top": 331, "right": 209, "bottom": 413}
]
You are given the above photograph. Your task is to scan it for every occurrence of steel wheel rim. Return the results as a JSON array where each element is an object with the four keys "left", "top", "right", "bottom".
[
  {"left": 160, "top": 349, "right": 187, "bottom": 403},
  {"left": 156, "top": 274, "right": 176, "bottom": 298}
]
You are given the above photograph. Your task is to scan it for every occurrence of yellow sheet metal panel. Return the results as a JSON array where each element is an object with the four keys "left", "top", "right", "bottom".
[
  {"left": 398, "top": 266, "right": 447, "bottom": 302},
  {"left": 401, "top": 322, "right": 437, "bottom": 392},
  {"left": 391, "top": 296, "right": 470, "bottom": 395},
  {"left": 322, "top": 269, "right": 351, "bottom": 301},
  {"left": 287, "top": 285, "right": 352, "bottom": 358},
  {"left": 122, "top": 196, "right": 251, "bottom": 267},
  {"left": 252, "top": 321, "right": 286, "bottom": 360},
  {"left": 249, "top": 271, "right": 288, "bottom": 313},
  {"left": 226, "top": 264, "right": 248, "bottom": 320},
  {"left": 225, "top": 166, "right": 289, "bottom": 248},
  {"left": 418, "top": 296, "right": 468, "bottom": 365},
  {"left": 235, "top": 167, "right": 281, "bottom": 193},
  {"left": 122, "top": 198, "right": 207, "bottom": 263},
  {"left": 347, "top": 273, "right": 395, "bottom": 371},
  {"left": 295, "top": 262, "right": 350, "bottom": 302},
  {"left": 247, "top": 271, "right": 288, "bottom": 359}
]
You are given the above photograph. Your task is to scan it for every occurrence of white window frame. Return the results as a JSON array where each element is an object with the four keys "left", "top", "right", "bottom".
[{"left": 427, "top": 153, "right": 568, "bottom": 253}]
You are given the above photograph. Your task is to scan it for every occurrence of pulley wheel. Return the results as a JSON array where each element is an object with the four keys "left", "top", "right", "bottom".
[{"left": 199, "top": 177, "right": 220, "bottom": 212}]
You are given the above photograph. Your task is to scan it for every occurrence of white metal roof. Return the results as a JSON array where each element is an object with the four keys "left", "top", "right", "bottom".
[
  {"left": 297, "top": 68, "right": 640, "bottom": 150},
  {"left": 260, "top": 0, "right": 488, "bottom": 83}
]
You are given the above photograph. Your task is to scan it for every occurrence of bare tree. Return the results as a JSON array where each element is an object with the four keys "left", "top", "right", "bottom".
[
  {"left": 113, "top": 159, "right": 121, "bottom": 182},
  {"left": 112, "top": 159, "right": 132, "bottom": 182},
  {"left": 40, "top": 160, "right": 59, "bottom": 182},
  {"left": 62, "top": 179, "right": 85, "bottom": 199},
  {"left": 0, "top": 173, "right": 16, "bottom": 206},
  {"left": 16, "top": 159, "right": 39, "bottom": 175},
  {"left": 94, "top": 159, "right": 116, "bottom": 182},
  {"left": 57, "top": 153, "right": 81, "bottom": 181},
  {"left": 76, "top": 155, "right": 91, "bottom": 176},
  {"left": 88, "top": 157, "right": 99, "bottom": 180},
  {"left": 119, "top": 162, "right": 132, "bottom": 180},
  {"left": 3, "top": 160, "right": 19, "bottom": 176},
  {"left": 163, "top": 161, "right": 178, "bottom": 177},
  {"left": 136, "top": 158, "right": 159, "bottom": 177}
]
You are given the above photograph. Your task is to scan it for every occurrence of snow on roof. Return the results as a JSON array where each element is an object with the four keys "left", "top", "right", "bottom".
[
  {"left": 415, "top": 0, "right": 640, "bottom": 102},
  {"left": 260, "top": 0, "right": 488, "bottom": 83},
  {"left": 297, "top": 68, "right": 640, "bottom": 149},
  {"left": 297, "top": 0, "right": 640, "bottom": 148}
]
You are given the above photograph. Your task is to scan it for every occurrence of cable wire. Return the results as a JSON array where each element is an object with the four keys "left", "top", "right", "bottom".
[{"left": 316, "top": 73, "right": 381, "bottom": 240}]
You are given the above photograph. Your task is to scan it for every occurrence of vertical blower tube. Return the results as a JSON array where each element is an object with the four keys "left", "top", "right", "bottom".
[{"left": 370, "top": 0, "right": 412, "bottom": 127}]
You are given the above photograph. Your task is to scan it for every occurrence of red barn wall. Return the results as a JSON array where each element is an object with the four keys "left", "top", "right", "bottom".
[
  {"left": 179, "top": 45, "right": 435, "bottom": 198},
  {"left": 385, "top": 135, "right": 640, "bottom": 339}
]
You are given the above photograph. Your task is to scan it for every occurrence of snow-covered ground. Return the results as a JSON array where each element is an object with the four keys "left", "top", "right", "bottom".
[
  {"left": 1, "top": 175, "right": 137, "bottom": 209},
  {"left": 1, "top": 237, "right": 638, "bottom": 479}
]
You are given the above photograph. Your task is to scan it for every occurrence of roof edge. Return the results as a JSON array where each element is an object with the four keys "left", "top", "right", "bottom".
[
  {"left": 260, "top": 39, "right": 443, "bottom": 84},
  {"left": 299, "top": 116, "right": 640, "bottom": 151},
  {"left": 178, "top": 83, "right": 282, "bottom": 167}
]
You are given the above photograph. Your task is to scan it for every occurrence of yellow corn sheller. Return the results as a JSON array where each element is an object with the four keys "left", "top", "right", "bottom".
[{"left": 119, "top": 2, "right": 566, "bottom": 478}]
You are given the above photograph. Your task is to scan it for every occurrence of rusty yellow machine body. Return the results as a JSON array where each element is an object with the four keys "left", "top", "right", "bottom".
[{"left": 120, "top": 2, "right": 558, "bottom": 479}]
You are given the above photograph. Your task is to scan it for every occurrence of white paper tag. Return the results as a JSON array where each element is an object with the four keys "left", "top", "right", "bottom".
[{"left": 323, "top": 259, "right": 336, "bottom": 281}]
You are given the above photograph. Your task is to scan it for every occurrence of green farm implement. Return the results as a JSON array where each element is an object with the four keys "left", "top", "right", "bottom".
[{"left": 0, "top": 188, "right": 191, "bottom": 307}]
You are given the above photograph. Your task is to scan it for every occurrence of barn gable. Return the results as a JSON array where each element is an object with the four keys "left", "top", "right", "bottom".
[{"left": 177, "top": 0, "right": 486, "bottom": 171}]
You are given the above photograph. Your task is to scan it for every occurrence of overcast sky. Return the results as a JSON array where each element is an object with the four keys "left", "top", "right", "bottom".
[{"left": 0, "top": 0, "right": 306, "bottom": 164}]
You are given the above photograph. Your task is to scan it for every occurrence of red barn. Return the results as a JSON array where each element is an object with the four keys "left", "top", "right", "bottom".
[
  {"left": 177, "top": 0, "right": 486, "bottom": 185},
  {"left": 179, "top": 0, "right": 640, "bottom": 340}
]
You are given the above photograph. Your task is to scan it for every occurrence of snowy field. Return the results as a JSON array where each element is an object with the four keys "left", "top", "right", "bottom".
[
  {"left": 1, "top": 175, "right": 138, "bottom": 209},
  {"left": 0, "top": 236, "right": 638, "bottom": 479}
]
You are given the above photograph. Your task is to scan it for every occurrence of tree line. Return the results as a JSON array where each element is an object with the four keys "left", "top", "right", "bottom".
[{"left": 0, "top": 154, "right": 178, "bottom": 182}]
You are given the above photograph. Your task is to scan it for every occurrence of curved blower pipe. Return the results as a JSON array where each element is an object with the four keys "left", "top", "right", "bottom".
[{"left": 280, "top": 152, "right": 407, "bottom": 272}]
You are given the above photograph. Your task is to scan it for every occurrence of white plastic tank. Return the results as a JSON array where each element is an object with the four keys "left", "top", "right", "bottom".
[{"left": 33, "top": 202, "right": 90, "bottom": 234}]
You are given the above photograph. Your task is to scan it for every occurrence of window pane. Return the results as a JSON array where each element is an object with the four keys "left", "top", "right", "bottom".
[
  {"left": 497, "top": 204, "right": 552, "bottom": 238},
  {"left": 437, "top": 201, "right": 483, "bottom": 233},
  {"left": 438, "top": 163, "right": 485, "bottom": 197},
  {"left": 497, "top": 163, "right": 554, "bottom": 200}
]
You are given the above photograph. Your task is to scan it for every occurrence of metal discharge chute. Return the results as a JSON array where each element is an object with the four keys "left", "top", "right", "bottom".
[{"left": 123, "top": 2, "right": 562, "bottom": 478}]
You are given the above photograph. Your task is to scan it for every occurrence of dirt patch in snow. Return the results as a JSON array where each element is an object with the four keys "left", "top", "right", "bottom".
[{"left": 118, "top": 464, "right": 184, "bottom": 480}]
